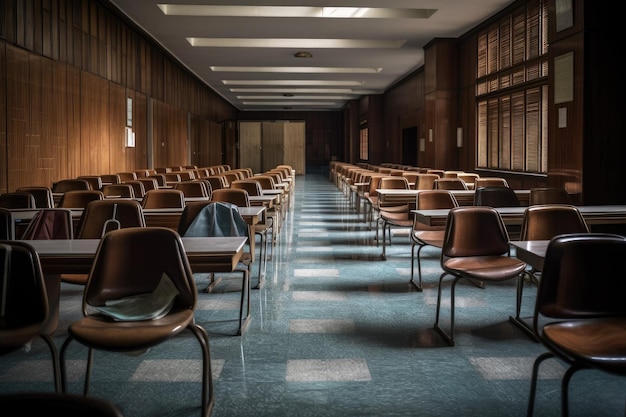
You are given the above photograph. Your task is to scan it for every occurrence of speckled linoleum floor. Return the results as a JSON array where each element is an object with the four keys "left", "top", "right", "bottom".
[{"left": 1, "top": 169, "right": 625, "bottom": 417}]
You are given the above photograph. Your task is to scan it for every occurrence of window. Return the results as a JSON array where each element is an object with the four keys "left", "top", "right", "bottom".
[
  {"left": 359, "top": 127, "right": 369, "bottom": 160},
  {"left": 476, "top": 0, "right": 548, "bottom": 174}
]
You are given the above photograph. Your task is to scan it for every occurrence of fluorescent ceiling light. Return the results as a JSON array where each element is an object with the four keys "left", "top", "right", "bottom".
[
  {"left": 187, "top": 38, "right": 405, "bottom": 48},
  {"left": 210, "top": 66, "right": 382, "bottom": 74},
  {"left": 230, "top": 88, "right": 355, "bottom": 94},
  {"left": 222, "top": 80, "right": 363, "bottom": 86},
  {"left": 242, "top": 101, "right": 337, "bottom": 106},
  {"left": 237, "top": 95, "right": 354, "bottom": 100},
  {"left": 158, "top": 5, "right": 437, "bottom": 19}
]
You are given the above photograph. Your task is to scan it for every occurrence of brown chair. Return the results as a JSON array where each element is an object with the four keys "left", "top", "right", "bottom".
[
  {"left": 115, "top": 171, "right": 137, "bottom": 182},
  {"left": 474, "top": 177, "right": 509, "bottom": 188},
  {"left": 526, "top": 233, "right": 626, "bottom": 417},
  {"left": 414, "top": 173, "right": 440, "bottom": 190},
  {"left": 99, "top": 174, "right": 121, "bottom": 185},
  {"left": 510, "top": 204, "right": 590, "bottom": 339},
  {"left": 231, "top": 179, "right": 276, "bottom": 253},
  {"left": 137, "top": 177, "right": 159, "bottom": 192},
  {"left": 53, "top": 179, "right": 91, "bottom": 193},
  {"left": 0, "top": 241, "right": 61, "bottom": 392},
  {"left": 254, "top": 175, "right": 285, "bottom": 229},
  {"left": 433, "top": 178, "right": 468, "bottom": 190},
  {"left": 16, "top": 186, "right": 54, "bottom": 208},
  {"left": 0, "top": 192, "right": 36, "bottom": 209},
  {"left": 457, "top": 173, "right": 480, "bottom": 190},
  {"left": 174, "top": 180, "right": 211, "bottom": 198},
  {"left": 434, "top": 206, "right": 527, "bottom": 345},
  {"left": 77, "top": 176, "right": 103, "bottom": 191},
  {"left": 101, "top": 184, "right": 135, "bottom": 199},
  {"left": 377, "top": 176, "right": 411, "bottom": 259},
  {"left": 124, "top": 180, "right": 146, "bottom": 198},
  {"left": 57, "top": 190, "right": 104, "bottom": 209},
  {"left": 147, "top": 174, "right": 167, "bottom": 187},
  {"left": 426, "top": 169, "right": 445, "bottom": 178},
  {"left": 141, "top": 189, "right": 185, "bottom": 209},
  {"left": 211, "top": 188, "right": 250, "bottom": 207},
  {"left": 0, "top": 208, "right": 15, "bottom": 239},
  {"left": 134, "top": 169, "right": 151, "bottom": 178},
  {"left": 410, "top": 190, "right": 459, "bottom": 291},
  {"left": 204, "top": 175, "right": 228, "bottom": 191},
  {"left": 178, "top": 202, "right": 252, "bottom": 335},
  {"left": 529, "top": 187, "right": 572, "bottom": 205},
  {"left": 58, "top": 227, "right": 214, "bottom": 417},
  {"left": 20, "top": 208, "right": 74, "bottom": 240},
  {"left": 0, "top": 392, "right": 124, "bottom": 416},
  {"left": 164, "top": 172, "right": 182, "bottom": 185}
]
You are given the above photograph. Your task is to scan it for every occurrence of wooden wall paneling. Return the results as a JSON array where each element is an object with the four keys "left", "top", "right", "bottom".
[
  {"left": 0, "top": 42, "right": 6, "bottom": 193},
  {"left": 51, "top": 60, "right": 70, "bottom": 184},
  {"left": 29, "top": 53, "right": 55, "bottom": 189},
  {"left": 65, "top": 65, "right": 81, "bottom": 180},
  {"left": 222, "top": 119, "right": 236, "bottom": 169},
  {"left": 239, "top": 121, "right": 262, "bottom": 173},
  {"left": 5, "top": 46, "right": 30, "bottom": 192},
  {"left": 57, "top": 0, "right": 68, "bottom": 63},
  {"left": 209, "top": 121, "right": 223, "bottom": 167},
  {"left": 108, "top": 82, "right": 127, "bottom": 173},
  {"left": 284, "top": 121, "right": 305, "bottom": 175},
  {"left": 80, "top": 71, "right": 110, "bottom": 176},
  {"left": 132, "top": 91, "right": 148, "bottom": 169},
  {"left": 188, "top": 113, "right": 200, "bottom": 168}
]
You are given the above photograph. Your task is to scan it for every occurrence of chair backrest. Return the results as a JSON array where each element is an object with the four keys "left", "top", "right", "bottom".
[
  {"left": 20, "top": 208, "right": 73, "bottom": 240},
  {"left": 0, "top": 192, "right": 37, "bottom": 209},
  {"left": 116, "top": 171, "right": 137, "bottom": 182},
  {"left": 529, "top": 187, "right": 572, "bottom": 205},
  {"left": 230, "top": 179, "right": 263, "bottom": 197},
  {"left": 536, "top": 233, "right": 626, "bottom": 326},
  {"left": 414, "top": 190, "right": 459, "bottom": 232},
  {"left": 147, "top": 174, "right": 167, "bottom": 187},
  {"left": 141, "top": 189, "right": 185, "bottom": 209},
  {"left": 474, "top": 177, "right": 509, "bottom": 188},
  {"left": 415, "top": 173, "right": 439, "bottom": 190},
  {"left": 16, "top": 186, "right": 54, "bottom": 208},
  {"left": 53, "top": 179, "right": 91, "bottom": 193},
  {"left": 473, "top": 186, "right": 521, "bottom": 207},
  {"left": 441, "top": 206, "right": 511, "bottom": 259},
  {"left": 254, "top": 175, "right": 276, "bottom": 190},
  {"left": 180, "top": 202, "right": 248, "bottom": 239},
  {"left": 379, "top": 176, "right": 410, "bottom": 190},
  {"left": 0, "top": 208, "right": 15, "bottom": 240},
  {"left": 100, "top": 174, "right": 121, "bottom": 185},
  {"left": 75, "top": 199, "right": 145, "bottom": 239},
  {"left": 204, "top": 175, "right": 228, "bottom": 190},
  {"left": 83, "top": 227, "right": 196, "bottom": 317},
  {"left": 77, "top": 176, "right": 103, "bottom": 191},
  {"left": 101, "top": 184, "right": 135, "bottom": 199},
  {"left": 124, "top": 180, "right": 146, "bottom": 198},
  {"left": 57, "top": 190, "right": 104, "bottom": 208},
  {"left": 211, "top": 188, "right": 250, "bottom": 207},
  {"left": 0, "top": 240, "right": 50, "bottom": 344},
  {"left": 426, "top": 169, "right": 445, "bottom": 178},
  {"left": 457, "top": 173, "right": 480, "bottom": 187},
  {"left": 433, "top": 178, "right": 468, "bottom": 190},
  {"left": 134, "top": 169, "right": 150, "bottom": 178},
  {"left": 137, "top": 177, "right": 159, "bottom": 192},
  {"left": 174, "top": 181, "right": 210, "bottom": 198},
  {"left": 520, "top": 204, "right": 589, "bottom": 241}
]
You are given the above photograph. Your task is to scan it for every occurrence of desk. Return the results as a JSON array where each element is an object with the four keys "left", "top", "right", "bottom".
[
  {"left": 19, "top": 236, "right": 247, "bottom": 335},
  {"left": 412, "top": 205, "right": 626, "bottom": 228},
  {"left": 376, "top": 189, "right": 530, "bottom": 207},
  {"left": 509, "top": 240, "right": 548, "bottom": 271}
]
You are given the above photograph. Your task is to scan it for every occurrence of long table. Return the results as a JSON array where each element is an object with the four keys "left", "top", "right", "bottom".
[
  {"left": 412, "top": 205, "right": 626, "bottom": 227},
  {"left": 376, "top": 188, "right": 531, "bottom": 207}
]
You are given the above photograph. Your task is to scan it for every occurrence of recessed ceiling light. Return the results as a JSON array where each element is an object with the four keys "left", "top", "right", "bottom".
[
  {"left": 294, "top": 51, "right": 313, "bottom": 58},
  {"left": 210, "top": 66, "right": 382, "bottom": 74},
  {"left": 222, "top": 80, "right": 363, "bottom": 86},
  {"left": 187, "top": 38, "right": 405, "bottom": 48}
]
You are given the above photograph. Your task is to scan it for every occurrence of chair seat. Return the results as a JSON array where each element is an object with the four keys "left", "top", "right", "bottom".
[
  {"left": 543, "top": 317, "right": 626, "bottom": 372},
  {"left": 380, "top": 209, "right": 411, "bottom": 224},
  {"left": 69, "top": 308, "right": 195, "bottom": 350},
  {"left": 444, "top": 256, "right": 526, "bottom": 281},
  {"left": 413, "top": 230, "right": 444, "bottom": 247}
]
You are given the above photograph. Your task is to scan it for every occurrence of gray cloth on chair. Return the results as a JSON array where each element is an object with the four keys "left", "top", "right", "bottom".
[{"left": 183, "top": 202, "right": 248, "bottom": 238}]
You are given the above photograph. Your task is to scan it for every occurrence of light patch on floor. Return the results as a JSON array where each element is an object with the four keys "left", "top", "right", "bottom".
[
  {"left": 286, "top": 359, "right": 371, "bottom": 382},
  {"left": 289, "top": 319, "right": 356, "bottom": 333},
  {"left": 299, "top": 232, "right": 329, "bottom": 238},
  {"left": 292, "top": 291, "right": 347, "bottom": 301},
  {"left": 196, "top": 298, "right": 240, "bottom": 310},
  {"left": 294, "top": 269, "right": 339, "bottom": 277},
  {"left": 0, "top": 360, "right": 58, "bottom": 382},
  {"left": 469, "top": 356, "right": 565, "bottom": 380},
  {"left": 296, "top": 245, "right": 331, "bottom": 252},
  {"left": 132, "top": 359, "right": 225, "bottom": 381}
]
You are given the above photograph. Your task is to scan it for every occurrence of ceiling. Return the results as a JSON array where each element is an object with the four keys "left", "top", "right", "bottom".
[{"left": 107, "top": 0, "right": 515, "bottom": 112}]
